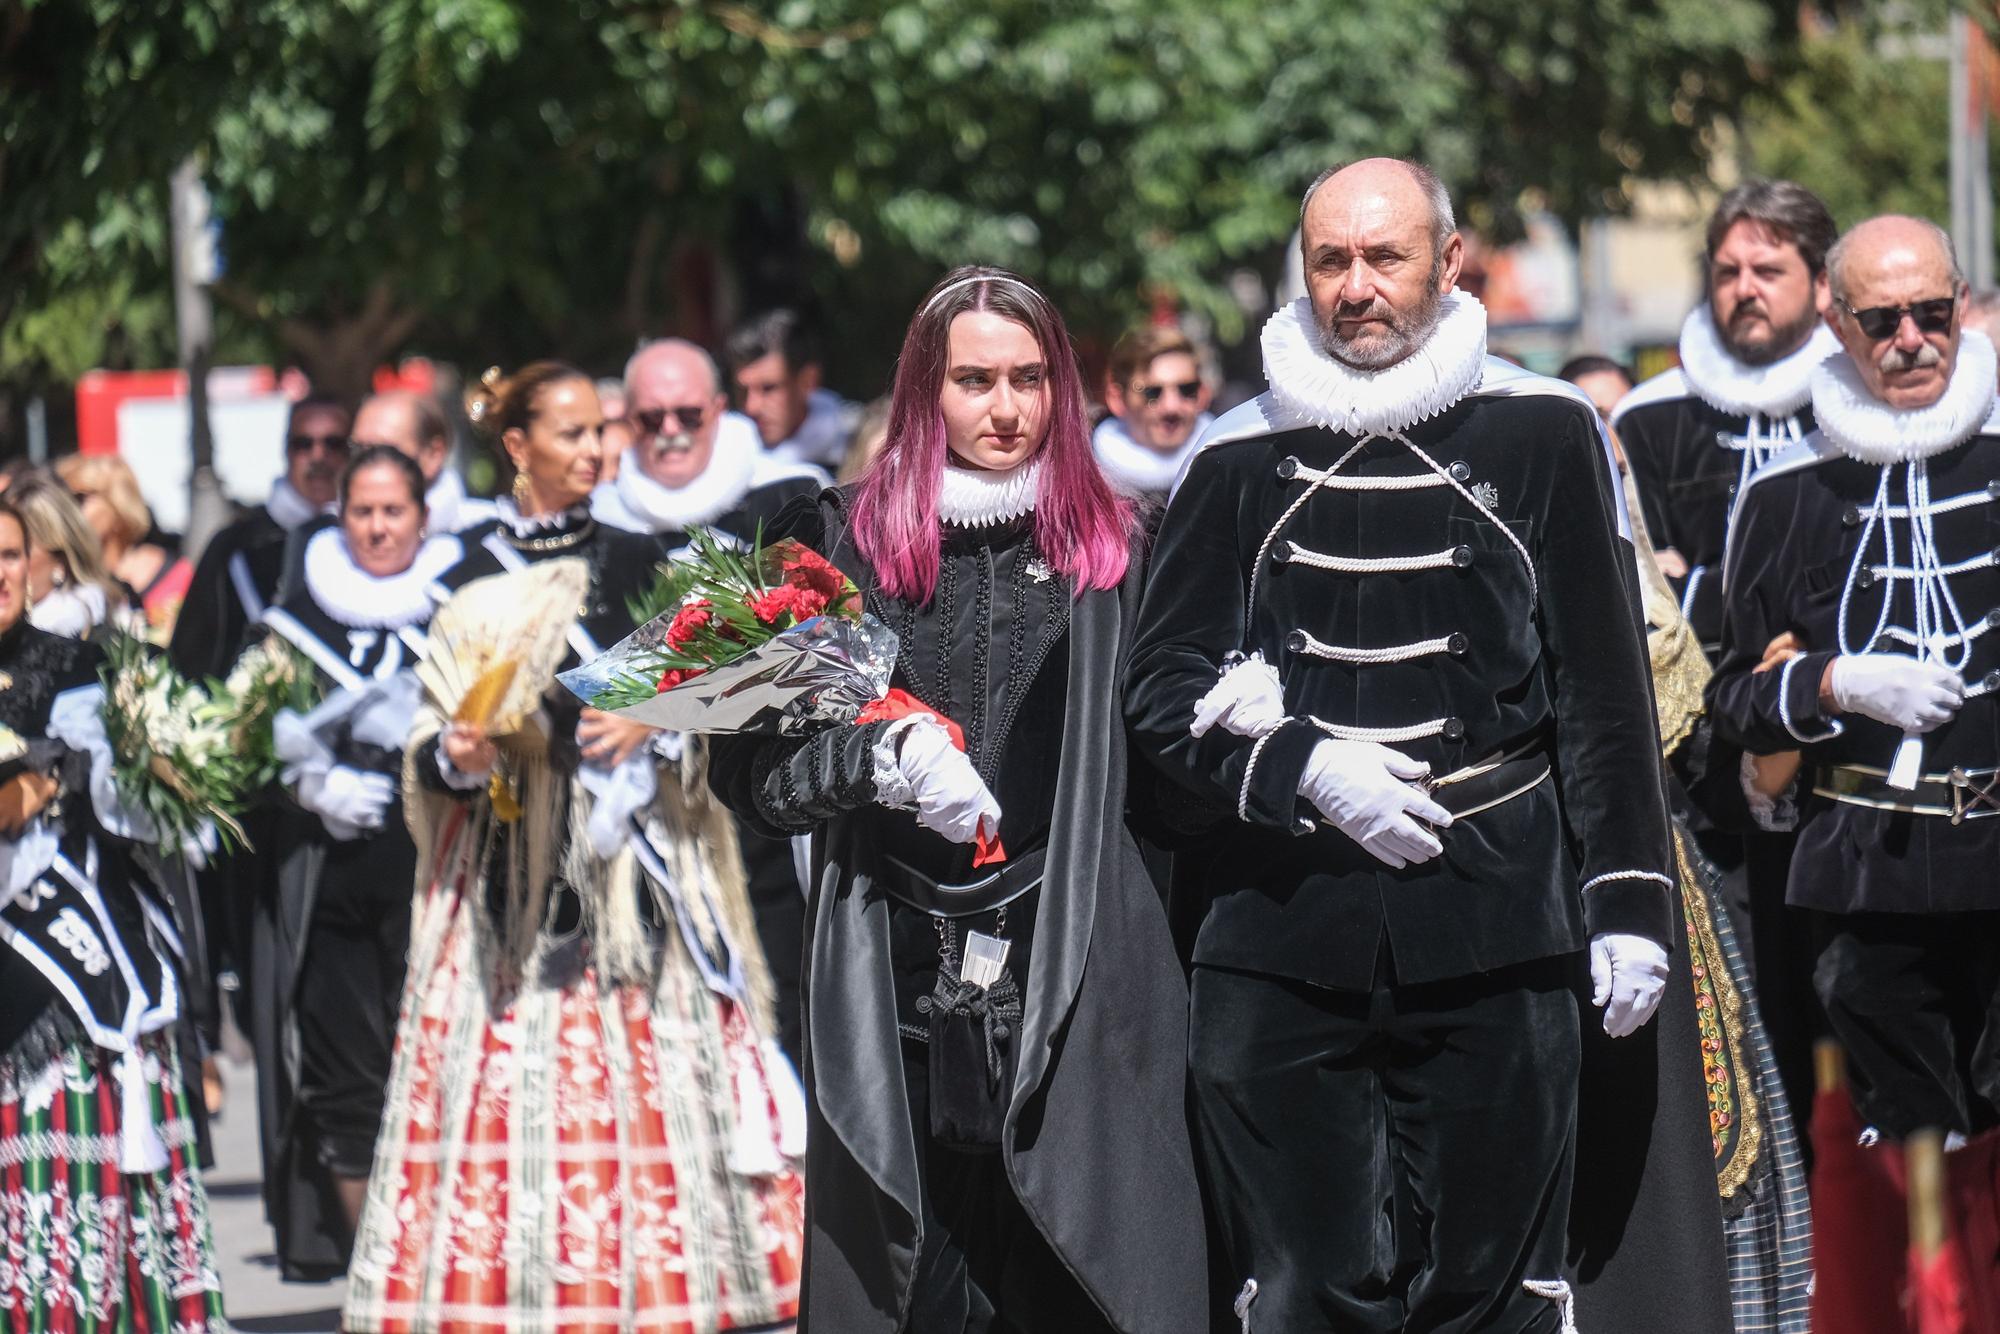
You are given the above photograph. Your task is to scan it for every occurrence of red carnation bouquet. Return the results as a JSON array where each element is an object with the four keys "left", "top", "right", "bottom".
[{"left": 560, "top": 528, "right": 1003, "bottom": 862}]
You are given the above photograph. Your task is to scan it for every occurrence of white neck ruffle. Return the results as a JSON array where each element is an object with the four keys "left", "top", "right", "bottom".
[
  {"left": 1677, "top": 304, "right": 1840, "bottom": 419},
  {"left": 495, "top": 496, "right": 593, "bottom": 536},
  {"left": 1092, "top": 414, "right": 1209, "bottom": 497},
  {"left": 609, "top": 412, "right": 765, "bottom": 532},
  {"left": 303, "top": 526, "right": 463, "bottom": 629},
  {"left": 1260, "top": 290, "right": 1488, "bottom": 438},
  {"left": 938, "top": 458, "right": 1042, "bottom": 527},
  {"left": 266, "top": 478, "right": 325, "bottom": 530},
  {"left": 1811, "top": 331, "right": 2000, "bottom": 464}
]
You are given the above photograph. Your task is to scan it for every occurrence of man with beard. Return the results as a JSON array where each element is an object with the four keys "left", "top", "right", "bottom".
[
  {"left": 1128, "top": 159, "right": 1706, "bottom": 1331},
  {"left": 592, "top": 337, "right": 826, "bottom": 1062},
  {"left": 1092, "top": 324, "right": 1216, "bottom": 503},
  {"left": 1612, "top": 181, "right": 1840, "bottom": 656},
  {"left": 349, "top": 389, "right": 496, "bottom": 533},
  {"left": 1710, "top": 216, "right": 2000, "bottom": 1145}
]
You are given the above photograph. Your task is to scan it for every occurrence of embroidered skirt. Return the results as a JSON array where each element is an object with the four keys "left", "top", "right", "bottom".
[
  {"left": 0, "top": 1021, "right": 229, "bottom": 1334},
  {"left": 342, "top": 814, "right": 804, "bottom": 1334}
]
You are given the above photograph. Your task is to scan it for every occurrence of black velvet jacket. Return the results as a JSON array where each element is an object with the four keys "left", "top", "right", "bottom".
[
  {"left": 708, "top": 489, "right": 1206, "bottom": 1334},
  {"left": 170, "top": 506, "right": 292, "bottom": 681},
  {"left": 1614, "top": 374, "right": 1818, "bottom": 652},
  {"left": 1707, "top": 429, "right": 2000, "bottom": 914},
  {"left": 1127, "top": 372, "right": 1675, "bottom": 990}
]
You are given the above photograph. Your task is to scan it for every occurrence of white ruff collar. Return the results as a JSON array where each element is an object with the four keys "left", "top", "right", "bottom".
[
  {"left": 609, "top": 412, "right": 764, "bottom": 531},
  {"left": 1811, "top": 331, "right": 1999, "bottom": 464},
  {"left": 303, "top": 527, "right": 462, "bottom": 629},
  {"left": 1261, "top": 290, "right": 1488, "bottom": 437},
  {"left": 939, "top": 458, "right": 1042, "bottom": 527},
  {"left": 1092, "top": 414, "right": 1208, "bottom": 496},
  {"left": 266, "top": 478, "right": 325, "bottom": 530},
  {"left": 1677, "top": 304, "right": 1840, "bottom": 418}
]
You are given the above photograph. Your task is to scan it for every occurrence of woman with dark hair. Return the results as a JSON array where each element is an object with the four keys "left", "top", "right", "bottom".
[
  {"left": 711, "top": 267, "right": 1207, "bottom": 1333},
  {"left": 237, "top": 444, "right": 463, "bottom": 1276},
  {"left": 343, "top": 364, "right": 803, "bottom": 1334},
  {"left": 0, "top": 498, "right": 228, "bottom": 1332}
]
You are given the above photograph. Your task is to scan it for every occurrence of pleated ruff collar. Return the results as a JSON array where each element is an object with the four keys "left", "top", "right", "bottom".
[
  {"left": 496, "top": 496, "right": 594, "bottom": 536},
  {"left": 1677, "top": 304, "right": 1841, "bottom": 419},
  {"left": 1811, "top": 331, "right": 2000, "bottom": 464},
  {"left": 1092, "top": 414, "right": 1208, "bottom": 496},
  {"left": 938, "top": 458, "right": 1043, "bottom": 528},
  {"left": 302, "top": 526, "right": 462, "bottom": 629},
  {"left": 1261, "top": 290, "right": 1488, "bottom": 438},
  {"left": 610, "top": 413, "right": 765, "bottom": 532},
  {"left": 266, "top": 477, "right": 325, "bottom": 530}
]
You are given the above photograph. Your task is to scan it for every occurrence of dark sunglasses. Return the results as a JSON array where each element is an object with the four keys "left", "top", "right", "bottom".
[
  {"left": 632, "top": 406, "right": 707, "bottom": 436},
  {"left": 286, "top": 432, "right": 351, "bottom": 454},
  {"left": 1136, "top": 380, "right": 1203, "bottom": 405},
  {"left": 1841, "top": 296, "right": 1956, "bottom": 341}
]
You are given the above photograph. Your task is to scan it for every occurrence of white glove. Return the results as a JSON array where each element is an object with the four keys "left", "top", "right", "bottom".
[
  {"left": 1590, "top": 933, "right": 1670, "bottom": 1038},
  {"left": 1190, "top": 653, "right": 1286, "bottom": 739},
  {"left": 297, "top": 765, "right": 396, "bottom": 839},
  {"left": 892, "top": 720, "right": 1002, "bottom": 846},
  {"left": 1828, "top": 654, "right": 1964, "bottom": 733},
  {"left": 1298, "top": 740, "right": 1453, "bottom": 869}
]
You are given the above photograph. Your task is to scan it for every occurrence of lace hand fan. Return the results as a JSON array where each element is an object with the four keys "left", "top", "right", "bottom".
[{"left": 419, "top": 558, "right": 590, "bottom": 738}]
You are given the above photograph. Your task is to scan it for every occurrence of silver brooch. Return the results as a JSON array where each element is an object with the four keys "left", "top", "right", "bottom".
[
  {"left": 1026, "top": 557, "right": 1054, "bottom": 583},
  {"left": 1470, "top": 481, "right": 1500, "bottom": 511}
]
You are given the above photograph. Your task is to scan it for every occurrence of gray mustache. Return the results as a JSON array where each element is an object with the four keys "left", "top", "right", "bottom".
[{"left": 1879, "top": 342, "right": 1944, "bottom": 373}]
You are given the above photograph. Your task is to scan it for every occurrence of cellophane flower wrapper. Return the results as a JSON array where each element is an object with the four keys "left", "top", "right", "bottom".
[{"left": 560, "top": 610, "right": 900, "bottom": 736}]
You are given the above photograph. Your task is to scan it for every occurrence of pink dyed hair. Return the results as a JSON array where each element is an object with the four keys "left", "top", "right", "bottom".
[{"left": 852, "top": 266, "right": 1134, "bottom": 604}]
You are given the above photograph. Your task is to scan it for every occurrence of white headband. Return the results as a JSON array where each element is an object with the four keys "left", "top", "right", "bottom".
[{"left": 921, "top": 272, "right": 1041, "bottom": 315}]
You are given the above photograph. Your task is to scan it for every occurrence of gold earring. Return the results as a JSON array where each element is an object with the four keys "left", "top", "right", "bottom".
[{"left": 512, "top": 471, "right": 530, "bottom": 505}]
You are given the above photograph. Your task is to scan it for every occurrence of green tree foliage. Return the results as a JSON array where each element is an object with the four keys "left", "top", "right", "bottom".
[{"left": 3, "top": 0, "right": 1799, "bottom": 419}]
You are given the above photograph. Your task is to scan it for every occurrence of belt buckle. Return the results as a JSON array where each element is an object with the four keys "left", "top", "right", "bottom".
[{"left": 1947, "top": 767, "right": 2000, "bottom": 825}]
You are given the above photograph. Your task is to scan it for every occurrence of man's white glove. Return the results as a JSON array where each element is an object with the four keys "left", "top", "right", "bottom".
[
  {"left": 892, "top": 720, "right": 1001, "bottom": 846},
  {"left": 1828, "top": 654, "right": 1964, "bottom": 733},
  {"left": 1590, "top": 933, "right": 1669, "bottom": 1038},
  {"left": 1299, "top": 739, "right": 1453, "bottom": 869},
  {"left": 1190, "top": 653, "right": 1286, "bottom": 739},
  {"left": 297, "top": 765, "right": 396, "bottom": 839}
]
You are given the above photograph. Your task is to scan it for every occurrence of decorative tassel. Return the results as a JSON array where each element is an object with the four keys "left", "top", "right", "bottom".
[
  {"left": 116, "top": 1047, "right": 169, "bottom": 1174},
  {"left": 1233, "top": 1278, "right": 1259, "bottom": 1333},
  {"left": 1522, "top": 1279, "right": 1579, "bottom": 1333}
]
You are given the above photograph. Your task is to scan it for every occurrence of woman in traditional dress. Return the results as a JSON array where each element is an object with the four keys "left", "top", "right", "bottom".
[
  {"left": 241, "top": 445, "right": 463, "bottom": 1276},
  {"left": 710, "top": 268, "right": 1206, "bottom": 1333},
  {"left": 343, "top": 362, "right": 803, "bottom": 1334},
  {"left": 0, "top": 498, "right": 228, "bottom": 1332}
]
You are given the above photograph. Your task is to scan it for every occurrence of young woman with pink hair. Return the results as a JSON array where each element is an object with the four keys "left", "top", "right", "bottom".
[{"left": 711, "top": 267, "right": 1206, "bottom": 1333}]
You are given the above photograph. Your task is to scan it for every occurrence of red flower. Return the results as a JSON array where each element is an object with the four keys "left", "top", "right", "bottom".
[
  {"left": 666, "top": 599, "right": 713, "bottom": 650},
  {"left": 781, "top": 545, "right": 848, "bottom": 602},
  {"left": 657, "top": 667, "right": 701, "bottom": 690},
  {"left": 750, "top": 585, "right": 802, "bottom": 625},
  {"left": 789, "top": 586, "right": 830, "bottom": 621}
]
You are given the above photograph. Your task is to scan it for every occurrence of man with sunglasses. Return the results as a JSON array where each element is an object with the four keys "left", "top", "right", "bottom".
[
  {"left": 591, "top": 337, "right": 826, "bottom": 1065},
  {"left": 1710, "top": 215, "right": 2000, "bottom": 1146},
  {"left": 1092, "top": 324, "right": 1215, "bottom": 503}
]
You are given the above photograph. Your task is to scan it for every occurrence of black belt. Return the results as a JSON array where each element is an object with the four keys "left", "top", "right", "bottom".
[
  {"left": 1814, "top": 764, "right": 2000, "bottom": 824},
  {"left": 1427, "top": 747, "right": 1553, "bottom": 819},
  {"left": 879, "top": 847, "right": 1048, "bottom": 918}
]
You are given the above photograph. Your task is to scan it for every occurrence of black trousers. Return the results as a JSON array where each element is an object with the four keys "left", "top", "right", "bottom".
[
  {"left": 295, "top": 832, "right": 415, "bottom": 1178},
  {"left": 1189, "top": 955, "right": 1579, "bottom": 1333},
  {"left": 1814, "top": 910, "right": 2000, "bottom": 1138}
]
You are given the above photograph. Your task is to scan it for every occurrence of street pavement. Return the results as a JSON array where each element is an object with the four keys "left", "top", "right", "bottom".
[{"left": 204, "top": 1038, "right": 347, "bottom": 1333}]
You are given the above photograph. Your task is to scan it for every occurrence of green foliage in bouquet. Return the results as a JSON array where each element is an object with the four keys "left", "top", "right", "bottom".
[
  {"left": 595, "top": 525, "right": 860, "bottom": 712},
  {"left": 223, "top": 635, "right": 323, "bottom": 788},
  {"left": 100, "top": 633, "right": 254, "bottom": 852}
]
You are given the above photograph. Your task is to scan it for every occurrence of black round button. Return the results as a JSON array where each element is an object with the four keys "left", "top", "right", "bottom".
[
  {"left": 1451, "top": 544, "right": 1475, "bottom": 569},
  {"left": 1987, "top": 480, "right": 2000, "bottom": 499},
  {"left": 1858, "top": 568, "right": 1877, "bottom": 588},
  {"left": 1449, "top": 460, "right": 1472, "bottom": 482},
  {"left": 1870, "top": 635, "right": 1894, "bottom": 653},
  {"left": 1277, "top": 456, "right": 1300, "bottom": 481},
  {"left": 1441, "top": 717, "right": 1466, "bottom": 742},
  {"left": 1841, "top": 505, "right": 1863, "bottom": 527},
  {"left": 1985, "top": 670, "right": 2000, "bottom": 693},
  {"left": 1271, "top": 544, "right": 1291, "bottom": 567},
  {"left": 1987, "top": 609, "right": 2000, "bottom": 630},
  {"left": 1446, "top": 632, "right": 1469, "bottom": 657},
  {"left": 1727, "top": 484, "right": 1738, "bottom": 498},
  {"left": 1285, "top": 629, "right": 1308, "bottom": 654}
]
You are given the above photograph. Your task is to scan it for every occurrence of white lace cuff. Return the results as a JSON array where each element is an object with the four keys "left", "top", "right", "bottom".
[
  {"left": 1741, "top": 751, "right": 1799, "bottom": 832},
  {"left": 870, "top": 716, "right": 937, "bottom": 810}
]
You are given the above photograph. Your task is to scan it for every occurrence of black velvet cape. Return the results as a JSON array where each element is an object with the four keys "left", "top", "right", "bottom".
[{"left": 710, "top": 493, "right": 1208, "bottom": 1334}]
